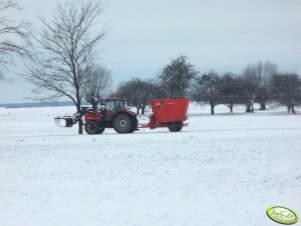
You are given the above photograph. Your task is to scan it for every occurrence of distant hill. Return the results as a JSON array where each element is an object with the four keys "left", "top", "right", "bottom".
[{"left": 0, "top": 101, "right": 75, "bottom": 108}]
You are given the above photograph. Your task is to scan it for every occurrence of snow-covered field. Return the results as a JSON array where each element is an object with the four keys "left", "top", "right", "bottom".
[{"left": 0, "top": 104, "right": 301, "bottom": 226}]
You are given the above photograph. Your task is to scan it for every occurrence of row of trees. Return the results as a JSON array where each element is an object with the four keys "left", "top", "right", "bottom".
[
  {"left": 114, "top": 57, "right": 301, "bottom": 115},
  {"left": 113, "top": 55, "right": 198, "bottom": 114},
  {"left": 192, "top": 69, "right": 301, "bottom": 114}
]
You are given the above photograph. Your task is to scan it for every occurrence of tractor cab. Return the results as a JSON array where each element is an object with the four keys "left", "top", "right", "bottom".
[{"left": 105, "top": 98, "right": 130, "bottom": 111}]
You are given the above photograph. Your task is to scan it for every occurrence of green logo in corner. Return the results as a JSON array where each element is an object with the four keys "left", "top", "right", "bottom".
[{"left": 267, "top": 206, "right": 298, "bottom": 225}]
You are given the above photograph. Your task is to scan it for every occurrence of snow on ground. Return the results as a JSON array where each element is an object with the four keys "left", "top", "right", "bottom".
[{"left": 0, "top": 104, "right": 301, "bottom": 226}]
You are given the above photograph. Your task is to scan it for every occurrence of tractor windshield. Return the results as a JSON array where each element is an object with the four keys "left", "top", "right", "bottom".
[
  {"left": 105, "top": 99, "right": 128, "bottom": 111},
  {"left": 124, "top": 100, "right": 130, "bottom": 110}
]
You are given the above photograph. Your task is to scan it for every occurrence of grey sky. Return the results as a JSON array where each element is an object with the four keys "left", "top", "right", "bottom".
[{"left": 1, "top": 0, "right": 301, "bottom": 103}]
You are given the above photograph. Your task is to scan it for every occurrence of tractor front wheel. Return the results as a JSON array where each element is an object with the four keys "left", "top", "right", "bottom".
[
  {"left": 168, "top": 122, "right": 182, "bottom": 132},
  {"left": 85, "top": 121, "right": 104, "bottom": 134},
  {"left": 113, "top": 113, "right": 135, "bottom": 134}
]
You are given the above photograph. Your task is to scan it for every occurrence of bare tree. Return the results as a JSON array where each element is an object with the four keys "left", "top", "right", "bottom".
[
  {"left": 84, "top": 66, "right": 111, "bottom": 110},
  {"left": 114, "top": 78, "right": 158, "bottom": 114},
  {"left": 270, "top": 73, "right": 301, "bottom": 114},
  {"left": 219, "top": 73, "right": 242, "bottom": 113},
  {"left": 159, "top": 55, "right": 198, "bottom": 98},
  {"left": 239, "top": 72, "right": 258, "bottom": 113},
  {"left": 0, "top": 0, "right": 29, "bottom": 80},
  {"left": 26, "top": 0, "right": 106, "bottom": 134},
  {"left": 241, "top": 62, "right": 277, "bottom": 111},
  {"left": 192, "top": 70, "right": 222, "bottom": 115}
]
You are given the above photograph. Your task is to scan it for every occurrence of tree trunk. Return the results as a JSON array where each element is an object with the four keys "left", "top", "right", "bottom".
[
  {"left": 92, "top": 102, "right": 98, "bottom": 111},
  {"left": 287, "top": 105, "right": 291, "bottom": 113},
  {"left": 228, "top": 104, "right": 233, "bottom": 113},
  {"left": 210, "top": 104, "right": 215, "bottom": 115},
  {"left": 260, "top": 102, "right": 266, "bottom": 110},
  {"left": 141, "top": 107, "right": 145, "bottom": 115},
  {"left": 78, "top": 118, "right": 83, "bottom": 134},
  {"left": 291, "top": 104, "right": 296, "bottom": 114},
  {"left": 76, "top": 104, "right": 83, "bottom": 134},
  {"left": 246, "top": 104, "right": 251, "bottom": 113},
  {"left": 136, "top": 107, "right": 140, "bottom": 114}
]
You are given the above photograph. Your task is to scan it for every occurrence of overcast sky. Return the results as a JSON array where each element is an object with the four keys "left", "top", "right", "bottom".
[{"left": 1, "top": 0, "right": 301, "bottom": 103}]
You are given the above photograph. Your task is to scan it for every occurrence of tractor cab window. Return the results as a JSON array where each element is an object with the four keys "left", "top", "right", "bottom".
[
  {"left": 105, "top": 99, "right": 126, "bottom": 111},
  {"left": 124, "top": 100, "right": 130, "bottom": 110}
]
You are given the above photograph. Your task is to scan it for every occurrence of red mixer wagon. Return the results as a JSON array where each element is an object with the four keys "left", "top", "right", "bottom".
[{"left": 140, "top": 98, "right": 189, "bottom": 132}]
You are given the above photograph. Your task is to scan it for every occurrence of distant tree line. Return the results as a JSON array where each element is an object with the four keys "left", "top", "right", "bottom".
[{"left": 114, "top": 57, "right": 301, "bottom": 115}]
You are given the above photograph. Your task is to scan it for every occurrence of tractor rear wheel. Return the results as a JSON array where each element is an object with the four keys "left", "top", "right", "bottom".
[
  {"left": 130, "top": 117, "right": 138, "bottom": 132},
  {"left": 168, "top": 122, "right": 182, "bottom": 132},
  {"left": 85, "top": 121, "right": 104, "bottom": 134},
  {"left": 113, "top": 113, "right": 135, "bottom": 134}
]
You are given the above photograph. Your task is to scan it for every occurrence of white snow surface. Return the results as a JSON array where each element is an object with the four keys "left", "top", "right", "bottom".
[{"left": 0, "top": 104, "right": 301, "bottom": 226}]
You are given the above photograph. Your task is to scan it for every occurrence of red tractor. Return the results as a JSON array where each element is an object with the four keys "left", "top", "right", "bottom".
[
  {"left": 84, "top": 98, "right": 138, "bottom": 134},
  {"left": 56, "top": 98, "right": 138, "bottom": 134},
  {"left": 55, "top": 97, "right": 190, "bottom": 134}
]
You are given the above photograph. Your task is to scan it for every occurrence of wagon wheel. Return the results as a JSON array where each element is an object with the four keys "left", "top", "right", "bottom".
[
  {"left": 113, "top": 113, "right": 135, "bottom": 134},
  {"left": 168, "top": 122, "right": 182, "bottom": 132}
]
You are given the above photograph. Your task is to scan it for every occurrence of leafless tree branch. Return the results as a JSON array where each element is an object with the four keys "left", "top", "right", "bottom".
[
  {"left": 25, "top": 0, "right": 108, "bottom": 134},
  {"left": 0, "top": 0, "right": 30, "bottom": 80}
]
